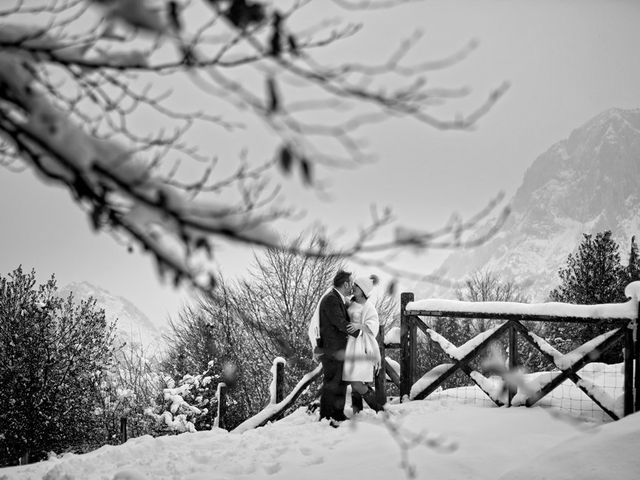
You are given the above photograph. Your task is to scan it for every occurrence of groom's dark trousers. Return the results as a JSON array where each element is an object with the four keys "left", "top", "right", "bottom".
[
  {"left": 320, "top": 356, "right": 347, "bottom": 421},
  {"left": 318, "top": 289, "right": 353, "bottom": 421}
]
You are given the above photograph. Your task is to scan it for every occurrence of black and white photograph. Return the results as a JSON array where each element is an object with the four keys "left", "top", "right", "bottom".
[{"left": 1, "top": 0, "right": 639, "bottom": 478}]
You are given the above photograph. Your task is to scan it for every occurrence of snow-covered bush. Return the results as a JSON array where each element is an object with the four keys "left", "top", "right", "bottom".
[
  {"left": 0, "top": 267, "right": 116, "bottom": 466},
  {"left": 150, "top": 361, "right": 221, "bottom": 432},
  {"left": 91, "top": 342, "right": 166, "bottom": 442}
]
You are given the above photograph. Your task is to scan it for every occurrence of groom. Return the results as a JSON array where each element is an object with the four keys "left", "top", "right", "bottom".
[{"left": 318, "top": 269, "right": 356, "bottom": 423}]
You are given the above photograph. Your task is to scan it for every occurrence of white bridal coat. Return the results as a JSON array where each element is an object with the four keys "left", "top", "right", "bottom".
[{"left": 342, "top": 300, "right": 381, "bottom": 382}]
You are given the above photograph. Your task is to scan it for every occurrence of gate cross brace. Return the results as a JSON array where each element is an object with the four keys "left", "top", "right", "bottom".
[
  {"left": 412, "top": 320, "right": 512, "bottom": 401},
  {"left": 413, "top": 319, "right": 505, "bottom": 406},
  {"left": 510, "top": 320, "right": 624, "bottom": 420},
  {"left": 384, "top": 358, "right": 401, "bottom": 388}
]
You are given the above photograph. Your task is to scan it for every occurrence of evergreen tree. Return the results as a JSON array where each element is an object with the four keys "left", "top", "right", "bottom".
[
  {"left": 626, "top": 236, "right": 640, "bottom": 283},
  {"left": 550, "top": 231, "right": 626, "bottom": 305},
  {"left": 548, "top": 231, "right": 626, "bottom": 363}
]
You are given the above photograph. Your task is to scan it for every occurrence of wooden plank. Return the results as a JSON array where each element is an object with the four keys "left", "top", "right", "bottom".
[
  {"left": 384, "top": 358, "right": 401, "bottom": 387},
  {"left": 415, "top": 324, "right": 504, "bottom": 406},
  {"left": 409, "top": 320, "right": 417, "bottom": 393},
  {"left": 375, "top": 324, "right": 386, "bottom": 405},
  {"left": 463, "top": 367, "right": 505, "bottom": 407},
  {"left": 244, "top": 365, "right": 323, "bottom": 430},
  {"left": 400, "top": 292, "right": 415, "bottom": 400},
  {"left": 508, "top": 324, "right": 518, "bottom": 406},
  {"left": 415, "top": 319, "right": 430, "bottom": 337},
  {"left": 413, "top": 316, "right": 505, "bottom": 404},
  {"left": 120, "top": 417, "right": 128, "bottom": 443},
  {"left": 624, "top": 326, "right": 634, "bottom": 416},
  {"left": 19, "top": 451, "right": 29, "bottom": 466},
  {"left": 572, "top": 379, "right": 619, "bottom": 421},
  {"left": 407, "top": 310, "right": 630, "bottom": 325},
  {"left": 412, "top": 363, "right": 454, "bottom": 397},
  {"left": 217, "top": 383, "right": 228, "bottom": 430},
  {"left": 511, "top": 321, "right": 623, "bottom": 420},
  {"left": 412, "top": 321, "right": 512, "bottom": 401},
  {"left": 274, "top": 361, "right": 285, "bottom": 420},
  {"left": 635, "top": 304, "right": 640, "bottom": 413}
]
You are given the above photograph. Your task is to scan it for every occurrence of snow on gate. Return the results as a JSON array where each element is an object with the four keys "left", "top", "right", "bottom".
[{"left": 390, "top": 281, "right": 640, "bottom": 421}]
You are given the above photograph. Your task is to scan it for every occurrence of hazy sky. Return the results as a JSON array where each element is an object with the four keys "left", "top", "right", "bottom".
[{"left": 1, "top": 0, "right": 639, "bottom": 327}]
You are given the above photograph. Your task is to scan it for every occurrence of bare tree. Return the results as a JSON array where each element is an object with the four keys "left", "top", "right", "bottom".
[
  {"left": 452, "top": 269, "right": 552, "bottom": 373},
  {"left": 374, "top": 282, "right": 398, "bottom": 328},
  {"left": 237, "top": 235, "right": 341, "bottom": 365},
  {"left": 455, "top": 269, "right": 528, "bottom": 334},
  {"left": 456, "top": 269, "right": 528, "bottom": 303},
  {"left": 160, "top": 237, "right": 341, "bottom": 426},
  {"left": 0, "top": 0, "right": 510, "bottom": 296}
]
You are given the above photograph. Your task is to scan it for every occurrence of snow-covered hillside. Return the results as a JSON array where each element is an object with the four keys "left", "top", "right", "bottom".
[
  {"left": 58, "top": 281, "right": 163, "bottom": 348},
  {"left": 428, "top": 107, "right": 640, "bottom": 300},
  {"left": 4, "top": 362, "right": 639, "bottom": 480}
]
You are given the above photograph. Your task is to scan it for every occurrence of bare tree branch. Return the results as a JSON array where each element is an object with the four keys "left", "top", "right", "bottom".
[{"left": 0, "top": 0, "right": 509, "bottom": 299}]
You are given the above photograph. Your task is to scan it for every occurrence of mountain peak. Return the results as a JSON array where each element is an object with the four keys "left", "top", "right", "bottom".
[
  {"left": 585, "top": 106, "right": 640, "bottom": 127},
  {"left": 566, "top": 107, "right": 640, "bottom": 157},
  {"left": 428, "top": 107, "right": 640, "bottom": 301}
]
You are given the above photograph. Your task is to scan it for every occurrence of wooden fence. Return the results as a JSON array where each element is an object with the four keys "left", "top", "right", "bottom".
[
  {"left": 395, "top": 286, "right": 640, "bottom": 420},
  {"left": 228, "top": 326, "right": 388, "bottom": 432},
  {"left": 121, "top": 288, "right": 640, "bottom": 437}
]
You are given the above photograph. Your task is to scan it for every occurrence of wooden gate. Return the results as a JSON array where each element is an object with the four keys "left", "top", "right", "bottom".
[{"left": 397, "top": 283, "right": 640, "bottom": 420}]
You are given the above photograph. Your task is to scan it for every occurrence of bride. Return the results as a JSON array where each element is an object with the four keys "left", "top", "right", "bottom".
[{"left": 343, "top": 275, "right": 385, "bottom": 413}]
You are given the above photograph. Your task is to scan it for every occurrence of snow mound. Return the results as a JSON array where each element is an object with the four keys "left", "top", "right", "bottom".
[{"left": 498, "top": 411, "right": 640, "bottom": 480}]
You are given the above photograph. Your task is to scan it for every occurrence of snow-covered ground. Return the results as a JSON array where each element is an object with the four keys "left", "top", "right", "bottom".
[{"left": 4, "top": 362, "right": 639, "bottom": 480}]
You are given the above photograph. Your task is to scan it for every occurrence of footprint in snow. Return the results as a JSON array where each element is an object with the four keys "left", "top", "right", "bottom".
[
  {"left": 226, "top": 461, "right": 256, "bottom": 475},
  {"left": 112, "top": 470, "right": 146, "bottom": 480},
  {"left": 271, "top": 445, "right": 288, "bottom": 457},
  {"left": 304, "top": 455, "right": 324, "bottom": 466},
  {"left": 263, "top": 462, "right": 281, "bottom": 474},
  {"left": 299, "top": 446, "right": 313, "bottom": 456}
]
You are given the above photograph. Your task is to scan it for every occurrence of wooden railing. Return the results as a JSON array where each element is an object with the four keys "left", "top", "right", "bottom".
[
  {"left": 396, "top": 286, "right": 640, "bottom": 420},
  {"left": 229, "top": 325, "right": 389, "bottom": 432}
]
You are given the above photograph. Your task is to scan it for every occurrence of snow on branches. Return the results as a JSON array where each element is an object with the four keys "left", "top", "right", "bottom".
[{"left": 0, "top": 0, "right": 510, "bottom": 295}]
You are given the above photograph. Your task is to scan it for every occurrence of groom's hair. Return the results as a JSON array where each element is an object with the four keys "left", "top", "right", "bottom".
[{"left": 333, "top": 270, "right": 351, "bottom": 288}]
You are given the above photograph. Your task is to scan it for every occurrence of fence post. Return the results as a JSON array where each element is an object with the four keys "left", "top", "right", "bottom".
[
  {"left": 400, "top": 292, "right": 416, "bottom": 401},
  {"left": 624, "top": 322, "right": 634, "bottom": 416},
  {"left": 215, "top": 382, "right": 227, "bottom": 430},
  {"left": 19, "top": 451, "right": 29, "bottom": 466},
  {"left": 507, "top": 322, "right": 518, "bottom": 407},
  {"left": 635, "top": 302, "right": 639, "bottom": 413},
  {"left": 375, "top": 323, "right": 386, "bottom": 405},
  {"left": 120, "top": 416, "right": 128, "bottom": 443},
  {"left": 274, "top": 361, "right": 285, "bottom": 420}
]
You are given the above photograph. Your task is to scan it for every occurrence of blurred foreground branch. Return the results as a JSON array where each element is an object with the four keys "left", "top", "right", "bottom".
[{"left": 0, "top": 0, "right": 509, "bottom": 296}]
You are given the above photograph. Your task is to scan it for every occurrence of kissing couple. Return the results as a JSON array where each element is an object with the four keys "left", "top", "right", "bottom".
[{"left": 308, "top": 269, "right": 385, "bottom": 424}]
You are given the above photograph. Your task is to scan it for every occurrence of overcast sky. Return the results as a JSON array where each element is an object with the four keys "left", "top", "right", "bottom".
[{"left": 1, "top": 0, "right": 639, "bottom": 327}]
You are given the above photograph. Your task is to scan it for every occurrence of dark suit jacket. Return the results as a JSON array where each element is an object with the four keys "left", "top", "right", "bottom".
[{"left": 318, "top": 289, "right": 354, "bottom": 357}]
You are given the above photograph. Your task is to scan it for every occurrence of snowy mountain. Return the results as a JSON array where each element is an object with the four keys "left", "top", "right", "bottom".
[
  {"left": 58, "top": 281, "right": 164, "bottom": 348},
  {"left": 428, "top": 107, "right": 640, "bottom": 301}
]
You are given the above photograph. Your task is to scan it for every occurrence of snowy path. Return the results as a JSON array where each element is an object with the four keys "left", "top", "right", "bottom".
[{"left": 5, "top": 397, "right": 640, "bottom": 480}]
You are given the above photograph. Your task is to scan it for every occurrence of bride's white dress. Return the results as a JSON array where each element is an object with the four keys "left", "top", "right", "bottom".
[{"left": 342, "top": 300, "right": 381, "bottom": 382}]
